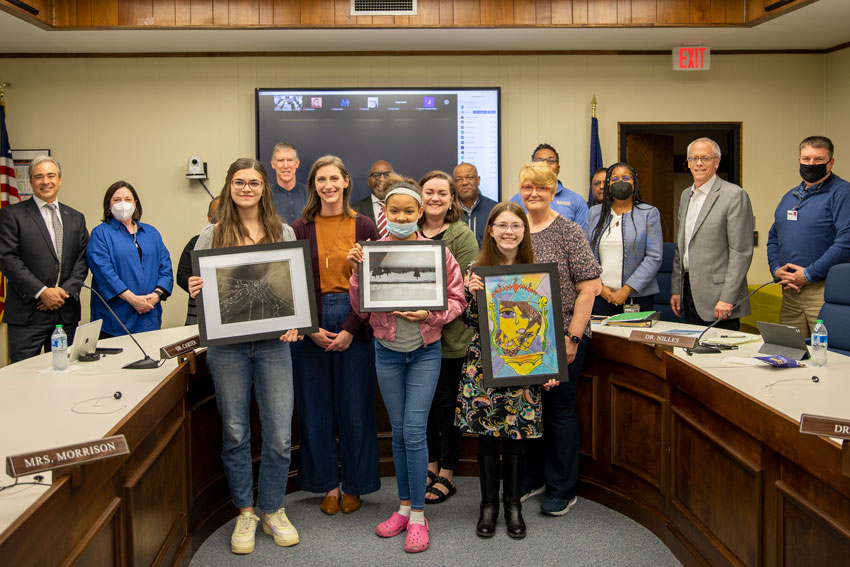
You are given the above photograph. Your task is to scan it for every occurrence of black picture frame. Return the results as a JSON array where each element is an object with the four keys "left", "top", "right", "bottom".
[
  {"left": 192, "top": 240, "right": 318, "bottom": 347},
  {"left": 475, "top": 263, "right": 568, "bottom": 388},
  {"left": 358, "top": 240, "right": 448, "bottom": 312}
]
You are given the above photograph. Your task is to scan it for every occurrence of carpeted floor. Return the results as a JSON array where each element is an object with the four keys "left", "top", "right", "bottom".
[{"left": 190, "top": 476, "right": 682, "bottom": 567}]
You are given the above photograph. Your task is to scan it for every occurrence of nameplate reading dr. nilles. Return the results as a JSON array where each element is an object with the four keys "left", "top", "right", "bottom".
[
  {"left": 6, "top": 435, "right": 129, "bottom": 478},
  {"left": 629, "top": 330, "right": 697, "bottom": 349}
]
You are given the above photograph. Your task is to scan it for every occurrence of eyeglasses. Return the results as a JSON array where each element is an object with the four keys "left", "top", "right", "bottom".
[
  {"left": 491, "top": 222, "right": 525, "bottom": 233},
  {"left": 520, "top": 185, "right": 549, "bottom": 194},
  {"left": 369, "top": 171, "right": 392, "bottom": 180},
  {"left": 532, "top": 157, "right": 558, "bottom": 165},
  {"left": 610, "top": 176, "right": 633, "bottom": 183},
  {"left": 687, "top": 156, "right": 718, "bottom": 164},
  {"left": 232, "top": 179, "right": 263, "bottom": 190}
]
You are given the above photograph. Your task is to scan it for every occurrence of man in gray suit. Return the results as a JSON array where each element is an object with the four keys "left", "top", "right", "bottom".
[{"left": 670, "top": 138, "right": 754, "bottom": 331}]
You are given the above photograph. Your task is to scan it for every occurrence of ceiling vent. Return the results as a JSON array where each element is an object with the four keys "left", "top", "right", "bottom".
[{"left": 351, "top": 0, "right": 417, "bottom": 16}]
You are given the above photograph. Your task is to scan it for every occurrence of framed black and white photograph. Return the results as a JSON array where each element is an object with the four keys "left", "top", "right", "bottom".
[
  {"left": 475, "top": 263, "right": 568, "bottom": 388},
  {"left": 192, "top": 241, "right": 318, "bottom": 346},
  {"left": 358, "top": 240, "right": 448, "bottom": 312}
]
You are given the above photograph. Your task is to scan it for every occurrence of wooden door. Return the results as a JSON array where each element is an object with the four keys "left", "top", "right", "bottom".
[{"left": 626, "top": 133, "right": 675, "bottom": 242}]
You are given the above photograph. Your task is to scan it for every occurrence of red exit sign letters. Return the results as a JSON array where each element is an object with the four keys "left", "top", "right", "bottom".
[{"left": 673, "top": 46, "right": 711, "bottom": 71}]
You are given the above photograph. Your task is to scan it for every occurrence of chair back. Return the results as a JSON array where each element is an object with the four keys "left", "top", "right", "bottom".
[
  {"left": 817, "top": 263, "right": 850, "bottom": 355},
  {"left": 653, "top": 242, "right": 680, "bottom": 322}
]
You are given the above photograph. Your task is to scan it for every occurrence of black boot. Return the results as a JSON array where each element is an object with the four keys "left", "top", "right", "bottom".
[
  {"left": 502, "top": 453, "right": 527, "bottom": 539},
  {"left": 476, "top": 455, "right": 500, "bottom": 538}
]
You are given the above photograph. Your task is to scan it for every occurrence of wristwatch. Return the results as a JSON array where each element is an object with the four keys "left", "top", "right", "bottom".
[
  {"left": 566, "top": 332, "right": 581, "bottom": 344},
  {"left": 154, "top": 289, "right": 164, "bottom": 299}
]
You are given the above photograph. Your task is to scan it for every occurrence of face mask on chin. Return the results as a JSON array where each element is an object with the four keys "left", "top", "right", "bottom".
[
  {"left": 386, "top": 220, "right": 418, "bottom": 239},
  {"left": 609, "top": 181, "right": 634, "bottom": 201},
  {"left": 799, "top": 162, "right": 829, "bottom": 184},
  {"left": 111, "top": 201, "right": 136, "bottom": 221}
]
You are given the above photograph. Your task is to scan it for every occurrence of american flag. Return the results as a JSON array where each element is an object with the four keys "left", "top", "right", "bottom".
[{"left": 1, "top": 96, "right": 21, "bottom": 321}]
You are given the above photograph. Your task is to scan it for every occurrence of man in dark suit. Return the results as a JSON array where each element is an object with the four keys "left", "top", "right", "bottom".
[
  {"left": 351, "top": 160, "right": 392, "bottom": 237},
  {"left": 0, "top": 156, "right": 89, "bottom": 363}
]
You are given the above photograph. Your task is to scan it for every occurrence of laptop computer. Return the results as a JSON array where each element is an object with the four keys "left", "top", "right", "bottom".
[
  {"left": 757, "top": 321, "right": 811, "bottom": 360},
  {"left": 69, "top": 319, "right": 102, "bottom": 363}
]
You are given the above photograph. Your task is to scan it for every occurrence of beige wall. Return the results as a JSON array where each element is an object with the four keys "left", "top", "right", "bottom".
[{"left": 1, "top": 50, "right": 846, "bottom": 329}]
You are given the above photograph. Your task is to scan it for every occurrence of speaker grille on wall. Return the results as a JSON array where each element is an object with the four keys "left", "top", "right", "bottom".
[{"left": 351, "top": 0, "right": 417, "bottom": 16}]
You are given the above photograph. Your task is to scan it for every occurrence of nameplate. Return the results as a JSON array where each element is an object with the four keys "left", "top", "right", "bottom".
[
  {"left": 6, "top": 435, "right": 129, "bottom": 478},
  {"left": 800, "top": 414, "right": 850, "bottom": 440},
  {"left": 629, "top": 330, "right": 697, "bottom": 349},
  {"left": 160, "top": 335, "right": 201, "bottom": 359}
]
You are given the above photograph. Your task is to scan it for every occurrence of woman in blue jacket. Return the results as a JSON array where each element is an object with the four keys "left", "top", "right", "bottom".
[
  {"left": 585, "top": 163, "right": 662, "bottom": 316},
  {"left": 87, "top": 181, "right": 173, "bottom": 336}
]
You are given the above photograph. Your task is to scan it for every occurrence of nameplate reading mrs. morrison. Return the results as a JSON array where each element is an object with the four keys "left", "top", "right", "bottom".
[
  {"left": 629, "top": 330, "right": 697, "bottom": 349},
  {"left": 6, "top": 435, "right": 129, "bottom": 478}
]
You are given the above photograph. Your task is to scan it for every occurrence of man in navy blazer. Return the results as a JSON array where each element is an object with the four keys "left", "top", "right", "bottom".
[
  {"left": 670, "top": 138, "right": 754, "bottom": 331},
  {"left": 0, "top": 156, "right": 89, "bottom": 363}
]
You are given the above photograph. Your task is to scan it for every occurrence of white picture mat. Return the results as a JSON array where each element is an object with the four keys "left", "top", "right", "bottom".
[
  {"left": 362, "top": 243, "right": 446, "bottom": 310},
  {"left": 197, "top": 247, "right": 312, "bottom": 340}
]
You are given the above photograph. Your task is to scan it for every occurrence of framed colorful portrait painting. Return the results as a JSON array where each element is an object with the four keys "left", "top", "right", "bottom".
[{"left": 475, "top": 263, "right": 567, "bottom": 388}]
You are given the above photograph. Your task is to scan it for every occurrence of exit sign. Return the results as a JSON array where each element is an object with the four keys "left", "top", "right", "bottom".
[{"left": 673, "top": 46, "right": 711, "bottom": 71}]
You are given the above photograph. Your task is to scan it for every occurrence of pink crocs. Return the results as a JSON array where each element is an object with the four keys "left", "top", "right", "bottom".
[
  {"left": 375, "top": 512, "right": 409, "bottom": 538},
  {"left": 403, "top": 519, "right": 429, "bottom": 553}
]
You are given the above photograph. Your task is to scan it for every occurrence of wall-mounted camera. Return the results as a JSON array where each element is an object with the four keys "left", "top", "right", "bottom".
[{"left": 186, "top": 156, "right": 208, "bottom": 179}]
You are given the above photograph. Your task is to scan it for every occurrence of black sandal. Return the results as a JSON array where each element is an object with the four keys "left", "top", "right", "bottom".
[
  {"left": 427, "top": 470, "right": 438, "bottom": 488},
  {"left": 425, "top": 475, "right": 457, "bottom": 504}
]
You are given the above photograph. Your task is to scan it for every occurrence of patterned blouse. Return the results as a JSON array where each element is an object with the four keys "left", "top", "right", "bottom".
[
  {"left": 456, "top": 288, "right": 543, "bottom": 439},
  {"left": 530, "top": 215, "right": 601, "bottom": 337}
]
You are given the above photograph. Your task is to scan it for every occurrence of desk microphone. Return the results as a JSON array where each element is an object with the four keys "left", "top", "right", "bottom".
[
  {"left": 82, "top": 283, "right": 162, "bottom": 369},
  {"left": 685, "top": 277, "right": 779, "bottom": 355}
]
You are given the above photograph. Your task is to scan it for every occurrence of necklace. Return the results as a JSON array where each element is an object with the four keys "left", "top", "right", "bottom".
[
  {"left": 423, "top": 221, "right": 448, "bottom": 238},
  {"left": 318, "top": 214, "right": 346, "bottom": 269}
]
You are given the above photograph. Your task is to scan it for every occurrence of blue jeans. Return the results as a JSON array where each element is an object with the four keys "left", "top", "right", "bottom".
[
  {"left": 375, "top": 340, "right": 442, "bottom": 510},
  {"left": 207, "top": 339, "right": 294, "bottom": 513},
  {"left": 291, "top": 293, "right": 380, "bottom": 495},
  {"left": 524, "top": 337, "right": 588, "bottom": 501}
]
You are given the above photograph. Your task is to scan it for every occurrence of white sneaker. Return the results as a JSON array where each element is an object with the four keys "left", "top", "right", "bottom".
[
  {"left": 520, "top": 485, "right": 546, "bottom": 503},
  {"left": 262, "top": 507, "right": 300, "bottom": 547},
  {"left": 231, "top": 510, "right": 259, "bottom": 554}
]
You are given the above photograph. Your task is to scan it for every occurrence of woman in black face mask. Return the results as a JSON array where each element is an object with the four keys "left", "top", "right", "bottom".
[{"left": 584, "top": 162, "right": 663, "bottom": 316}]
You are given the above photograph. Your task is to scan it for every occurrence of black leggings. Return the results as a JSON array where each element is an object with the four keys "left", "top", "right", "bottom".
[
  {"left": 477, "top": 435, "right": 525, "bottom": 458},
  {"left": 426, "top": 356, "right": 464, "bottom": 469}
]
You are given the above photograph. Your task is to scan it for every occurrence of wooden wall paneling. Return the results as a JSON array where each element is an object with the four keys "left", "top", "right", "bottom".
[
  {"left": 710, "top": 0, "right": 726, "bottom": 23},
  {"left": 670, "top": 403, "right": 764, "bottom": 567},
  {"left": 155, "top": 0, "right": 178, "bottom": 25},
  {"left": 76, "top": 0, "right": 92, "bottom": 26},
  {"left": 190, "top": 0, "right": 213, "bottom": 25},
  {"left": 617, "top": 0, "right": 630, "bottom": 24},
  {"left": 228, "top": 0, "right": 259, "bottom": 25},
  {"left": 410, "top": 0, "right": 440, "bottom": 25},
  {"left": 688, "top": 0, "right": 711, "bottom": 23},
  {"left": 535, "top": 0, "right": 551, "bottom": 24},
  {"left": 745, "top": 0, "right": 764, "bottom": 21},
  {"left": 213, "top": 0, "right": 228, "bottom": 25},
  {"left": 725, "top": 0, "right": 745, "bottom": 24},
  {"left": 610, "top": 379, "right": 665, "bottom": 490},
  {"left": 332, "top": 0, "right": 352, "bottom": 25},
  {"left": 515, "top": 0, "right": 535, "bottom": 24},
  {"left": 258, "top": 0, "right": 273, "bottom": 25},
  {"left": 657, "top": 0, "right": 687, "bottom": 24},
  {"left": 571, "top": 0, "right": 587, "bottom": 24},
  {"left": 480, "top": 0, "right": 514, "bottom": 25},
  {"left": 119, "top": 0, "right": 153, "bottom": 25},
  {"left": 587, "top": 0, "right": 617, "bottom": 24},
  {"left": 438, "top": 0, "right": 453, "bottom": 25},
  {"left": 272, "top": 0, "right": 299, "bottom": 24},
  {"left": 60, "top": 498, "right": 123, "bottom": 567},
  {"left": 91, "top": 0, "right": 118, "bottom": 26},
  {"left": 453, "top": 0, "right": 480, "bottom": 25},
  {"left": 776, "top": 480, "right": 850, "bottom": 566},
  {"left": 630, "top": 0, "right": 655, "bottom": 23},
  {"left": 549, "top": 0, "right": 571, "bottom": 24},
  {"left": 54, "top": 0, "right": 78, "bottom": 26}
]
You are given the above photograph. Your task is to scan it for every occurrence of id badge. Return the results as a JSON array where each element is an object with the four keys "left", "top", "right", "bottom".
[
  {"left": 786, "top": 210, "right": 798, "bottom": 221},
  {"left": 624, "top": 302, "right": 639, "bottom": 314}
]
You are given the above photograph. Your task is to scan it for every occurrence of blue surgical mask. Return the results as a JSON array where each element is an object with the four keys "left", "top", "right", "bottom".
[{"left": 386, "top": 220, "right": 418, "bottom": 239}]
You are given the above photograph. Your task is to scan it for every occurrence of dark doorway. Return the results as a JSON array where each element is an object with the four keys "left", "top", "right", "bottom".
[{"left": 618, "top": 123, "right": 742, "bottom": 242}]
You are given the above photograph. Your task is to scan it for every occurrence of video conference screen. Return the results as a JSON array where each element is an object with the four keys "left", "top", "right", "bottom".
[{"left": 255, "top": 88, "right": 501, "bottom": 204}]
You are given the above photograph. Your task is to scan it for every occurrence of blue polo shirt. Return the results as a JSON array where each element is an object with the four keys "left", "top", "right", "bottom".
[
  {"left": 767, "top": 173, "right": 850, "bottom": 283},
  {"left": 87, "top": 219, "right": 174, "bottom": 335},
  {"left": 272, "top": 181, "right": 308, "bottom": 225},
  {"left": 511, "top": 181, "right": 589, "bottom": 230}
]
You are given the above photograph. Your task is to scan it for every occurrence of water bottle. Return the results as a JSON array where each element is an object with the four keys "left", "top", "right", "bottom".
[
  {"left": 811, "top": 319, "right": 828, "bottom": 368},
  {"left": 51, "top": 324, "right": 69, "bottom": 371}
]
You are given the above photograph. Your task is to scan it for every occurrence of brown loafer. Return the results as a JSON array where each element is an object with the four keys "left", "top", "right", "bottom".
[
  {"left": 320, "top": 493, "right": 340, "bottom": 515},
  {"left": 340, "top": 494, "right": 361, "bottom": 514}
]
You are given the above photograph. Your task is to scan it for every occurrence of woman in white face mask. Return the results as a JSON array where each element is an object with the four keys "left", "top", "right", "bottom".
[{"left": 86, "top": 181, "right": 174, "bottom": 337}]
